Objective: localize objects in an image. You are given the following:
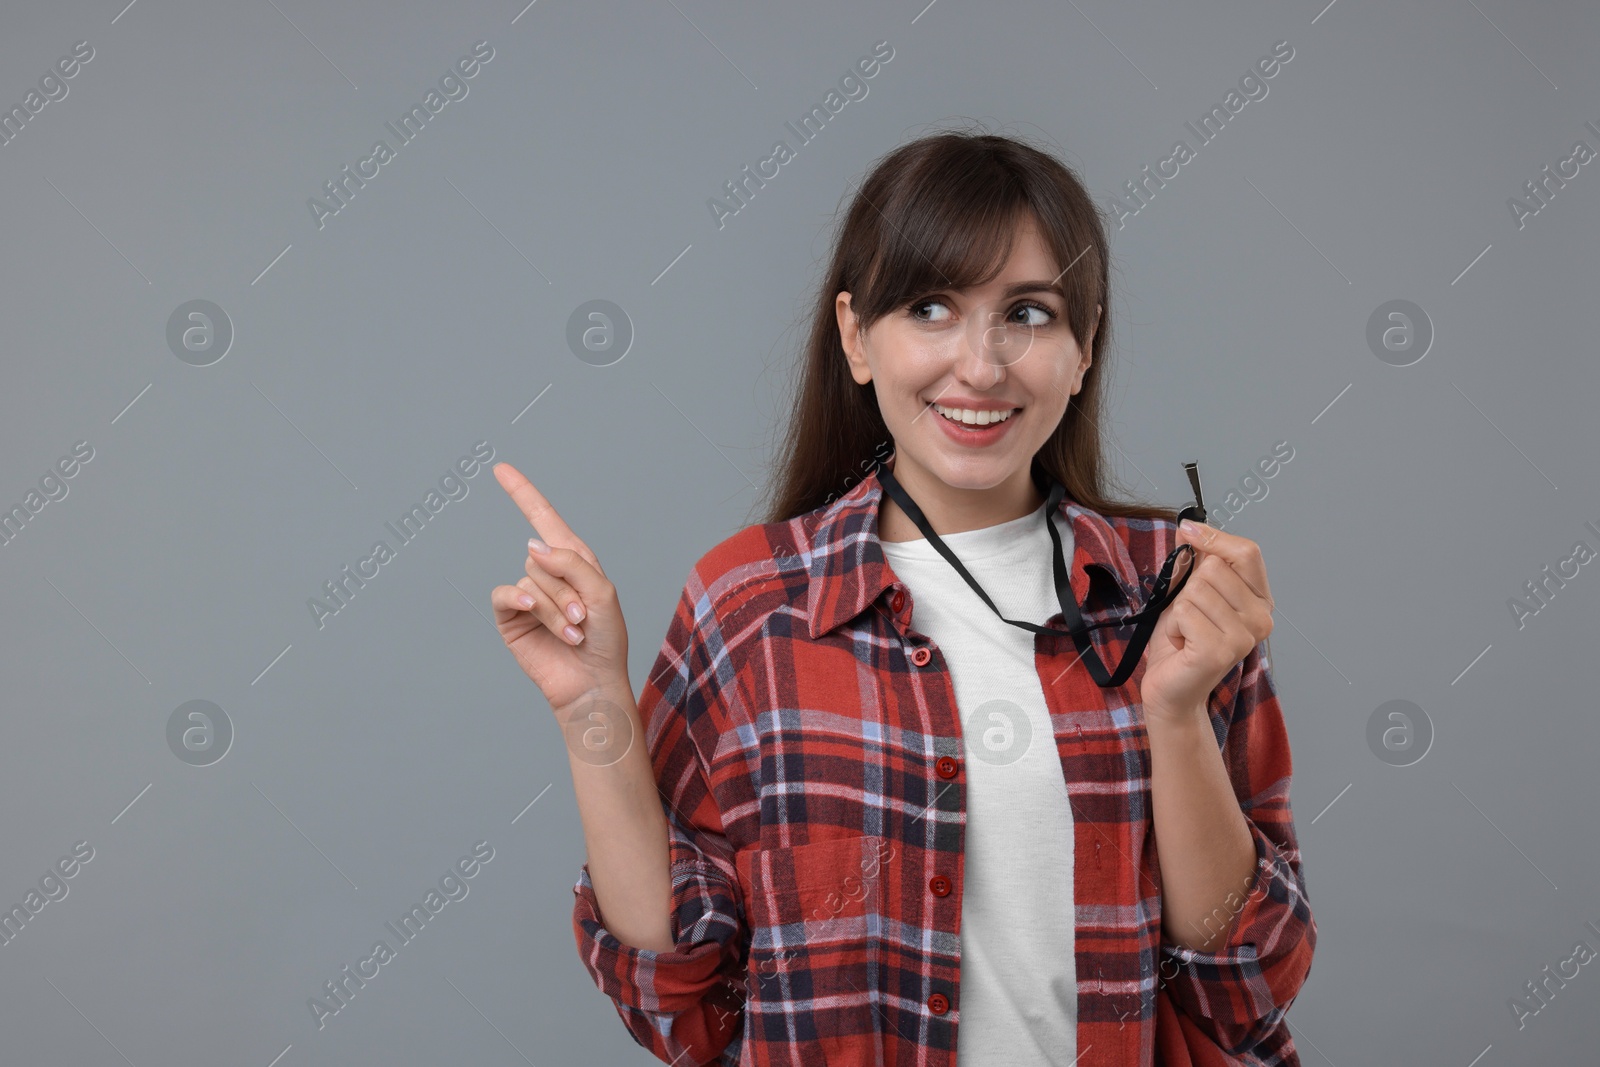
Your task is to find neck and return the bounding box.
[878,454,1045,542]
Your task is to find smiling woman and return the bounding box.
[514,126,1315,1067]
[745,130,1303,1066]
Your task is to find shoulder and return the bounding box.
[675,510,822,641]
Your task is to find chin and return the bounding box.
[922,451,1026,489]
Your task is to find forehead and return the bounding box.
[960,218,1057,291]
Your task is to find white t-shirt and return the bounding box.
[879,500,1079,1066]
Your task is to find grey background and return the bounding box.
[1,0,1596,1063]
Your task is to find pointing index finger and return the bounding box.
[493,462,589,557]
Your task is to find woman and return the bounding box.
[490,130,1315,1066]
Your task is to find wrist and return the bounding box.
[1144,698,1212,735]
[553,676,637,719]
[556,680,643,769]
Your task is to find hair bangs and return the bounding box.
[854,166,1036,329]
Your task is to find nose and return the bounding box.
[961,308,1035,374]
[954,325,1011,388]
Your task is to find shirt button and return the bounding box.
[935,756,959,779]
[910,646,932,667]
[929,875,951,897]
[890,590,906,614]
[928,992,949,1015]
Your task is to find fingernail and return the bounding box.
[565,602,585,624]
[529,537,550,554]
[518,593,534,608]
[563,625,584,644]
[1179,519,1199,534]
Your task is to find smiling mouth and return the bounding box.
[923,400,1024,427]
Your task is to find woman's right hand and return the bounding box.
[489,462,631,714]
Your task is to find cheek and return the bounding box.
[877,344,945,403]
[1026,358,1076,409]
[1027,403,1070,446]
[1022,376,1074,441]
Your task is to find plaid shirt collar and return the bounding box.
[804,452,1146,640]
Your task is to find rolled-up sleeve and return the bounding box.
[571,572,749,1065]
[1158,639,1318,1054]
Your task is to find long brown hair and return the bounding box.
[757,124,1178,528]
[756,125,1279,671]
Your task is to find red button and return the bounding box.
[910,646,932,666]
[929,875,951,897]
[890,590,906,614]
[928,992,949,1015]
[935,756,958,779]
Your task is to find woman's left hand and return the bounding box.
[1139,520,1275,726]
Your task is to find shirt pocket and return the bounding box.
[737,834,895,1067]
[739,834,896,929]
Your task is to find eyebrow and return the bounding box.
[1000,280,1067,301]
[916,280,1068,302]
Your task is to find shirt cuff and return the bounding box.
[571,861,741,1017]
[1157,821,1316,1050]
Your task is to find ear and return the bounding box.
[1069,302,1101,394]
[1083,302,1102,354]
[1079,301,1101,372]
[836,291,872,385]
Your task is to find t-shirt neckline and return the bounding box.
[878,500,1056,563]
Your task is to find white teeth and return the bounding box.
[933,403,1015,426]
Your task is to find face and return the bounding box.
[836,214,1100,533]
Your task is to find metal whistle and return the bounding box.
[1176,461,1207,526]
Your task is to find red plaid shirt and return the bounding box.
[572,459,1316,1066]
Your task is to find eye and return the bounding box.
[907,296,1056,326]
[907,297,952,323]
[1010,300,1056,327]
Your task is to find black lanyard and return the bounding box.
[876,461,1208,688]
